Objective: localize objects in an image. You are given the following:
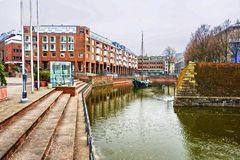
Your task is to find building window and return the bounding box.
[25,52,30,57]
[33,44,37,50]
[34,52,37,57]
[43,61,48,70]
[68,36,74,43]
[25,36,30,42]
[87,45,90,51]
[42,44,48,51]
[25,44,30,51]
[92,54,94,61]
[51,52,56,57]
[43,52,47,57]
[50,44,56,51]
[50,36,56,43]
[78,53,83,58]
[92,47,94,53]
[91,40,95,46]
[42,36,48,43]
[60,36,66,43]
[60,44,66,51]
[86,29,89,35]
[68,44,74,51]
[32,36,37,42]
[70,52,74,58]
[60,53,65,58]
[86,53,89,58]
[80,28,84,34]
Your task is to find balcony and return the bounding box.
[104,58,109,63]
[104,51,109,57]
[110,58,115,63]
[110,53,114,57]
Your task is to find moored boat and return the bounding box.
[133,79,150,88]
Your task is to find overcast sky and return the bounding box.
[0,0,239,55]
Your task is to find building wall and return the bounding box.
[4,43,22,62]
[138,56,165,75]
[0,41,4,62]
[23,25,137,75]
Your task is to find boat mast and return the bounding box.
[141,32,144,80]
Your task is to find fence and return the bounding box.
[81,83,94,160]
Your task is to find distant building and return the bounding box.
[226,23,240,63]
[175,53,185,76]
[164,57,176,75]
[138,56,165,75]
[0,30,19,63]
[4,34,22,64]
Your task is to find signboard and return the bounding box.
[33,26,77,33]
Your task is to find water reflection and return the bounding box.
[175,107,240,159]
[87,85,240,160]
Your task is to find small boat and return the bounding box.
[133,79,150,88]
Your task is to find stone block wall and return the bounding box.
[174,62,240,107]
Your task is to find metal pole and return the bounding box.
[30,0,34,93]
[37,0,40,89]
[20,0,28,102]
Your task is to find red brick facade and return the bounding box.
[23,25,138,75]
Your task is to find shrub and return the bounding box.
[0,64,7,86]
[40,70,50,82]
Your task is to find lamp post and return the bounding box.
[20,0,28,102]
[30,0,34,93]
[37,0,40,89]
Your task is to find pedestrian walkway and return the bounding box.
[0,81,93,160]
[0,85,54,125]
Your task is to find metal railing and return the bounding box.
[81,83,94,160]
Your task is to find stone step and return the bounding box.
[74,93,89,160]
[76,82,85,90]
[9,94,71,160]
[0,89,55,131]
[75,81,84,86]
[0,91,63,159]
[76,83,88,95]
[45,96,78,160]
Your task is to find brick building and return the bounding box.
[4,34,22,63]
[138,56,165,75]
[23,25,138,75]
[0,30,20,63]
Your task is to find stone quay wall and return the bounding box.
[174,62,240,107]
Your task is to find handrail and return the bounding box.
[81,83,94,160]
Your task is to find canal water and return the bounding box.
[86,85,240,160]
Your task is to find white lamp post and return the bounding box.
[20,0,28,102]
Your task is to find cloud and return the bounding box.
[0,0,239,55]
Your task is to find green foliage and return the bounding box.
[0,64,7,86]
[40,70,50,82]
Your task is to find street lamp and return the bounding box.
[20,0,28,102]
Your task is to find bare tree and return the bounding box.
[184,19,240,64]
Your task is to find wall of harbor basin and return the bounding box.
[79,75,177,87]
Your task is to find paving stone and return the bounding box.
[74,93,89,160]
[0,91,62,159]
[0,86,54,125]
[46,96,78,160]
[10,94,70,160]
